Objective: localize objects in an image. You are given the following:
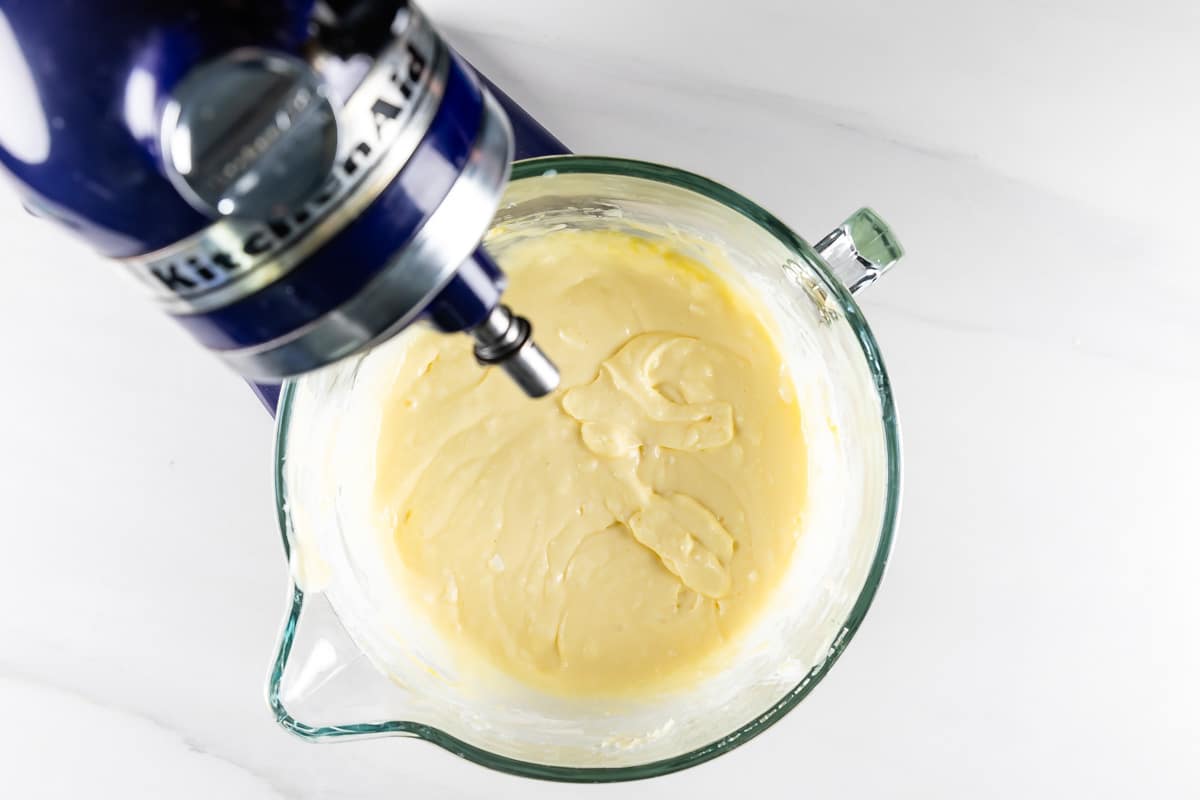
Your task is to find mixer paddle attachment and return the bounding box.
[471,305,560,398]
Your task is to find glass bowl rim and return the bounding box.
[268,154,901,782]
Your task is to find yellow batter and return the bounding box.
[371,230,805,695]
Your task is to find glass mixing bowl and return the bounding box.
[269,155,903,781]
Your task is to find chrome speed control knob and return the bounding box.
[160,50,339,219]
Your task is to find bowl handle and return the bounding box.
[814,208,904,295]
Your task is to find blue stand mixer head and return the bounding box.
[0,0,559,396]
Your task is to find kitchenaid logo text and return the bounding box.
[128,36,436,306]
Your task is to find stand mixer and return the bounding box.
[1,2,909,777]
[0,0,566,404]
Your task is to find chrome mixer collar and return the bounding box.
[0,1,559,396]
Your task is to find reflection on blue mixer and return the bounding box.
[0,0,569,406]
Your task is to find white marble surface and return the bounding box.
[2,0,1198,796]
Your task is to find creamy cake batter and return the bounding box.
[371,230,806,695]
